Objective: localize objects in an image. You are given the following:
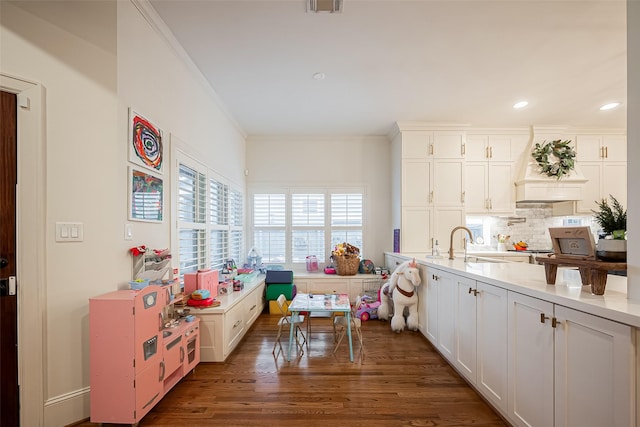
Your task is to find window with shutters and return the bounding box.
[250,189,364,267]
[176,151,243,283]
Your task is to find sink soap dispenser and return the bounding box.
[433,240,440,257]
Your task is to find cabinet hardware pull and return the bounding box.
[486,146,489,159]
[600,146,604,158]
[551,317,560,328]
[489,198,492,210]
[429,191,434,203]
[461,144,466,155]
[540,313,550,324]
[180,347,185,363]
[490,146,493,158]
[468,288,479,296]
[605,146,608,158]
[159,361,165,381]
[461,191,465,203]
[429,144,434,155]
[432,274,440,281]
[234,320,242,328]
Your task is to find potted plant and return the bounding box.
[592,195,627,261]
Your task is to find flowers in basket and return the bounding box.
[332,242,360,258]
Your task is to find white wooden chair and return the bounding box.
[272,294,307,358]
[333,296,364,360]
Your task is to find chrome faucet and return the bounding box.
[448,226,474,260]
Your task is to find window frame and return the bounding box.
[248,186,366,268]
[173,149,244,283]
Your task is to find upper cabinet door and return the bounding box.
[465,135,489,161]
[402,131,433,159]
[602,135,626,162]
[576,135,604,162]
[487,136,514,162]
[433,131,465,159]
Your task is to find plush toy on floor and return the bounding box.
[378,259,422,332]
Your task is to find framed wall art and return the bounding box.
[128,108,164,174]
[129,167,163,223]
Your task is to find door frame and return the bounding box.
[0,73,46,427]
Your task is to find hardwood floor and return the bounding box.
[77,313,508,427]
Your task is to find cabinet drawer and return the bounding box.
[307,280,349,295]
[224,305,245,356]
[243,290,260,326]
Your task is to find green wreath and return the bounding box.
[531,139,576,179]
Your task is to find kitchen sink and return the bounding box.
[465,256,509,264]
[162,330,172,338]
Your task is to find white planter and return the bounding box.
[596,239,627,262]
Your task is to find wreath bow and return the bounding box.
[532,139,576,179]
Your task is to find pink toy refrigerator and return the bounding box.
[89,285,166,424]
[183,268,218,297]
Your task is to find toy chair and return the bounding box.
[272,294,307,358]
[333,296,364,360]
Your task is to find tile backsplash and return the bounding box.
[469,203,597,250]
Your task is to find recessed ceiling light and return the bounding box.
[313,72,326,81]
[513,101,529,109]
[600,102,620,111]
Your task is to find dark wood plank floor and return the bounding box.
[76,313,508,427]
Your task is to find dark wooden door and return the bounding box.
[0,90,19,426]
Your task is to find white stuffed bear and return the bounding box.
[377,259,422,332]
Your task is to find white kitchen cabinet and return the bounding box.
[435,269,456,361]
[574,134,627,213]
[433,159,464,207]
[465,134,527,214]
[475,281,508,414]
[402,159,433,207]
[553,305,634,427]
[432,207,465,255]
[391,124,467,253]
[454,279,508,414]
[433,131,466,159]
[453,274,478,383]
[416,263,430,335]
[508,291,634,427]
[424,268,440,344]
[508,291,555,427]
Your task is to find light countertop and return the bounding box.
[387,252,640,328]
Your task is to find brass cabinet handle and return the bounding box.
[540,313,550,324]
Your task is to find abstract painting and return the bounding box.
[129,167,163,223]
[128,108,163,174]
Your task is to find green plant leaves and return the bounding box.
[532,139,576,179]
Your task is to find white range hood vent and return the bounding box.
[514,126,588,203]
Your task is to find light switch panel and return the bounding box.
[56,222,84,242]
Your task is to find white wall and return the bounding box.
[245,135,391,267]
[627,0,639,300]
[0,1,246,425]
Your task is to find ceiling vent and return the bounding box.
[307,0,342,13]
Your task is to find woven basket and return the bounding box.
[335,255,360,276]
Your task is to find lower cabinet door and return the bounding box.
[507,292,554,427]
[135,360,163,422]
[224,304,245,357]
[476,282,507,414]
[554,305,634,427]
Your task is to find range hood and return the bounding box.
[514,126,588,203]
